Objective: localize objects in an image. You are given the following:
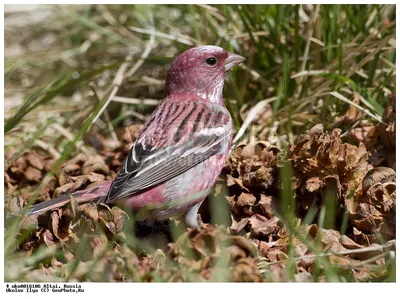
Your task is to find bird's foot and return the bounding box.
[196,214,207,229]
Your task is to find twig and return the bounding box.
[234,31,270,40]
[100,5,142,43]
[196,4,226,22]
[259,240,395,267]
[280,91,332,115]
[158,20,202,46]
[128,25,193,45]
[141,75,164,86]
[239,64,269,85]
[125,21,156,79]
[340,119,362,138]
[123,110,147,122]
[295,4,321,98]
[347,34,393,78]
[92,13,156,124]
[267,121,280,147]
[342,252,388,269]
[34,139,61,159]
[51,123,92,156]
[89,82,120,147]
[232,97,277,144]
[330,91,385,124]
[113,96,160,106]
[290,69,328,79]
[92,52,134,124]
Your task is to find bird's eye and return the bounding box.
[205,57,217,66]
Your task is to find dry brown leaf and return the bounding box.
[20,214,39,231]
[230,217,249,235]
[249,214,281,237]
[347,167,395,239]
[333,93,363,128]
[79,203,99,224]
[26,151,44,170]
[258,194,275,218]
[82,157,110,175]
[225,141,278,191]
[237,192,257,206]
[111,207,130,233]
[378,94,395,151]
[49,211,63,241]
[24,166,42,182]
[41,229,56,247]
[362,167,396,193]
[7,196,24,214]
[231,257,263,282]
[54,183,74,197]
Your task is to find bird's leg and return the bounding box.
[196,213,206,229]
[184,202,204,229]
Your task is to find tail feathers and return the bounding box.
[25,181,113,216]
[26,193,105,216]
[27,194,71,216]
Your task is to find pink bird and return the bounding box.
[26,45,245,228]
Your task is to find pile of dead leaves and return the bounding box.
[348,166,396,243]
[222,141,281,239]
[5,124,143,214]
[289,124,369,204]
[4,111,396,282]
[371,94,396,169]
[166,224,263,282]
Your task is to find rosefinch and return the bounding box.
[26,46,245,228]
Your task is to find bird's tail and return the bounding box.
[26,181,113,216]
[27,193,72,215]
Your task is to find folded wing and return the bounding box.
[101,98,232,203]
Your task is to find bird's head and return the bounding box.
[165,45,245,104]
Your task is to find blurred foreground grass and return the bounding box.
[4,4,396,282]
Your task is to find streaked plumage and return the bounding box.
[26,45,245,228]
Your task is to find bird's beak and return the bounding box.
[224,53,246,72]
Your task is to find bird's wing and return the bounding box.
[102,99,232,203]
